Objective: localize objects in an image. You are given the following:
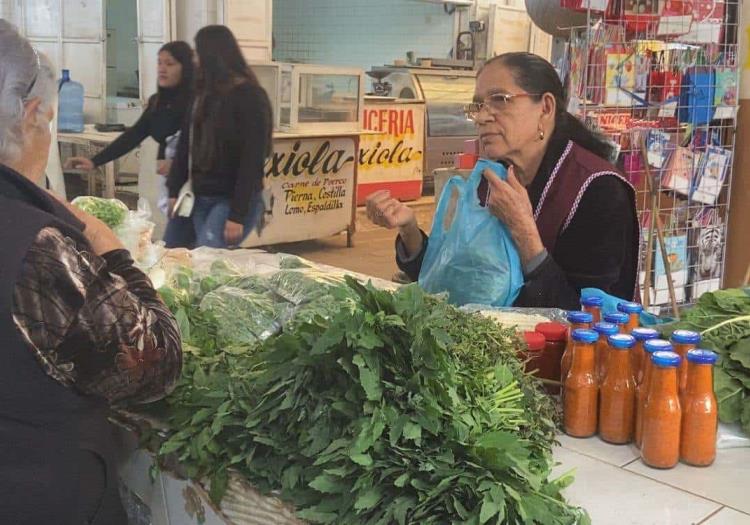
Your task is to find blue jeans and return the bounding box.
[192,194,264,248]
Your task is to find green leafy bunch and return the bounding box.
[149,276,586,525]
[667,288,750,435]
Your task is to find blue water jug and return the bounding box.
[58,69,84,132]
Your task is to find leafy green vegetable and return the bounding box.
[666,288,750,435]
[145,268,586,524]
[72,196,128,229]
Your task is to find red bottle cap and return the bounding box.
[454,153,478,169]
[524,331,546,352]
[535,322,568,342]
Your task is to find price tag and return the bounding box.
[658,101,678,118]
[657,15,692,36]
[713,106,737,120]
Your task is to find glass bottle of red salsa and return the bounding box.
[603,312,629,334]
[617,301,643,333]
[635,339,673,449]
[523,331,547,376]
[593,322,619,384]
[563,328,600,438]
[641,351,682,469]
[670,330,701,396]
[560,311,593,383]
[599,334,637,444]
[630,328,659,385]
[680,349,718,467]
[535,322,568,395]
[581,296,603,324]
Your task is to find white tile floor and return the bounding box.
[553,435,750,525]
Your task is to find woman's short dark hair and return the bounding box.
[481,52,616,162]
[154,40,194,112]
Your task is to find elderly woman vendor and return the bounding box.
[0,21,181,523]
[367,52,639,310]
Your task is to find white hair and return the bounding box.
[0,19,57,164]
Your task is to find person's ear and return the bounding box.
[22,97,43,130]
[540,92,556,124]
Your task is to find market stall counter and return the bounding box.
[111,244,750,525]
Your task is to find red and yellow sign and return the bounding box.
[357,102,425,205]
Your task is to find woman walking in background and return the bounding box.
[167,25,273,248]
[67,41,196,248]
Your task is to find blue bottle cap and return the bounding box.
[644,339,672,354]
[603,312,629,325]
[593,322,619,336]
[651,351,681,367]
[567,311,593,324]
[571,328,599,344]
[686,349,718,365]
[581,296,604,307]
[670,330,701,345]
[608,334,636,349]
[617,301,644,314]
[632,328,659,341]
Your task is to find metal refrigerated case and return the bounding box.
[368,66,478,195]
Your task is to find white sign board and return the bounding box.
[242,136,357,247]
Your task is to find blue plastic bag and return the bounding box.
[418,159,524,306]
[580,288,669,326]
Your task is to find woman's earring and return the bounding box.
[538,129,545,141]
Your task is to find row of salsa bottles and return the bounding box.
[562,322,718,468]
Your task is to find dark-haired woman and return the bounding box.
[167,25,272,248]
[367,52,639,310]
[67,41,195,248]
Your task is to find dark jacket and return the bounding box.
[0,164,181,523]
[397,137,639,310]
[92,89,189,166]
[167,82,273,223]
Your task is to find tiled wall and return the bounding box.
[272,0,456,70]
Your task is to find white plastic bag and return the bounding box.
[717,423,750,449]
[115,198,162,268]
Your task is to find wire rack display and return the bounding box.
[559,0,740,315]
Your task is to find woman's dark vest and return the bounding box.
[0,166,124,524]
[534,141,641,301]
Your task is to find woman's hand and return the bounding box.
[366,190,416,230]
[224,220,244,246]
[157,160,172,176]
[65,157,95,171]
[484,166,545,265]
[366,190,423,258]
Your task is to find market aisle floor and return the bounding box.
[263,198,436,282]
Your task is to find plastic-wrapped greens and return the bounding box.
[71,196,128,228]
[199,286,287,345]
[278,254,313,270]
[267,270,341,305]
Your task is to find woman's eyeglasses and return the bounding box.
[464,92,542,121]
